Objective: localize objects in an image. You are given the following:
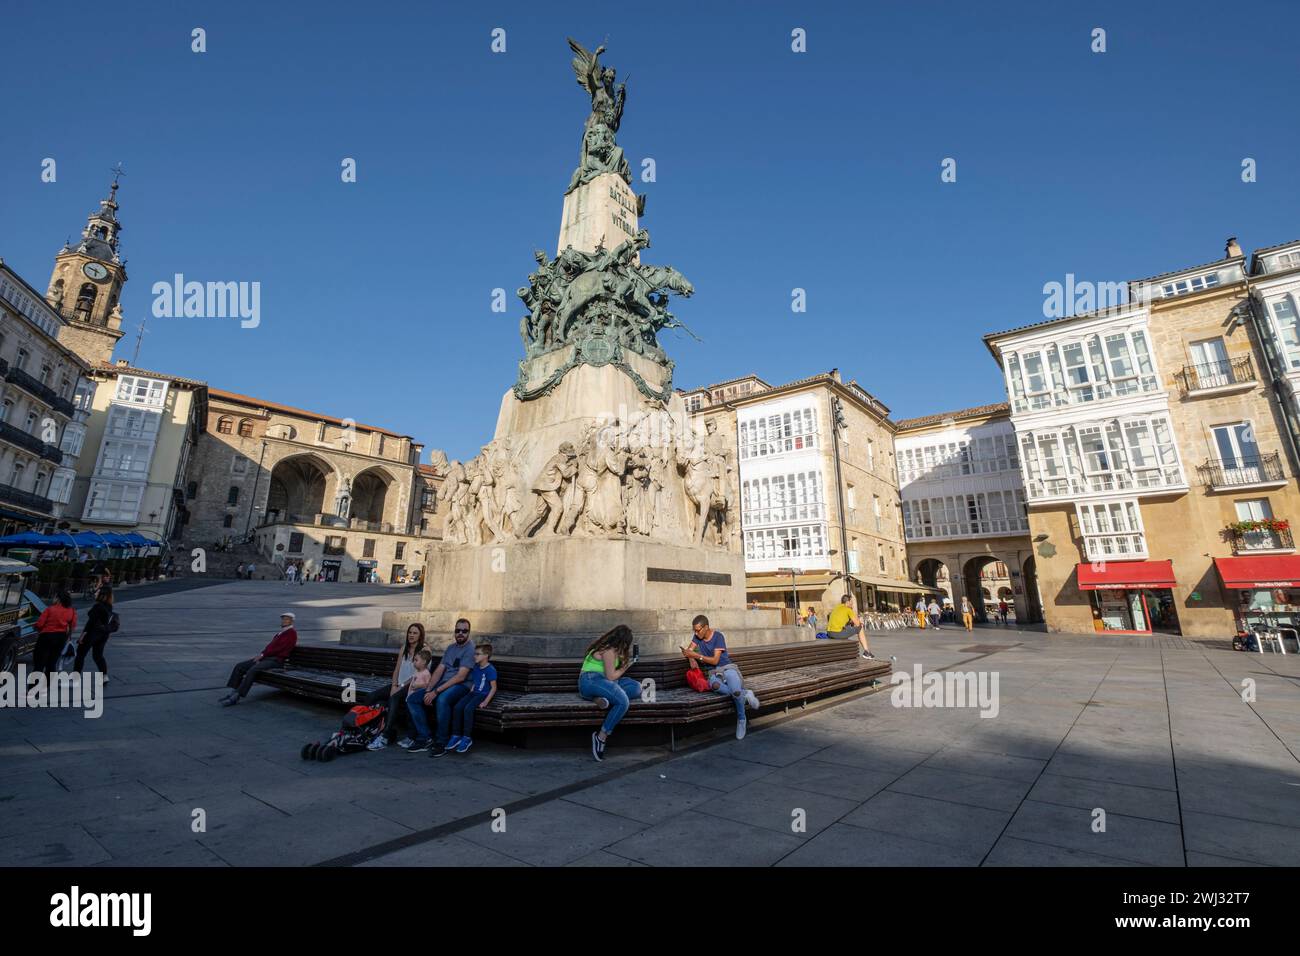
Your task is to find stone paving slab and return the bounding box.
[5,582,1300,867]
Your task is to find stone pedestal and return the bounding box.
[558,173,640,258]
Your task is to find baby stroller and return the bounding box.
[301,704,386,761]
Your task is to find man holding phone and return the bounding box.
[681,614,759,739]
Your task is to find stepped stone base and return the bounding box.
[341,617,808,658]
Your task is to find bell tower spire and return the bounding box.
[49,167,129,365]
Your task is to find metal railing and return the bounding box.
[0,419,50,458]
[1229,525,1295,553]
[1198,452,1285,488]
[4,366,77,416]
[0,482,54,515]
[1176,355,1255,396]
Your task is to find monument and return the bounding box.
[365,39,795,655]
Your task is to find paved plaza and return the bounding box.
[2,580,1298,867]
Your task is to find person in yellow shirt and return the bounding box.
[826,594,874,660]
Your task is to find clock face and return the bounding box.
[82,262,109,281]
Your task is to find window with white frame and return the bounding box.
[1077,499,1147,561]
[1272,252,1300,271]
[99,439,153,479]
[1160,273,1220,297]
[47,470,73,505]
[739,406,818,460]
[1018,415,1183,500]
[59,424,85,458]
[104,405,162,440]
[84,480,144,522]
[114,375,167,407]
[1269,295,1300,369]
[902,489,1027,540]
[743,523,827,561]
[873,494,882,531]
[1003,328,1159,413]
[740,470,824,525]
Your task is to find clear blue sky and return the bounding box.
[3,0,1298,461]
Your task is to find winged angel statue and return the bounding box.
[565,37,632,193]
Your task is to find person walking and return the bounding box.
[927,597,943,630]
[578,624,644,761]
[960,595,974,632]
[284,563,297,586]
[73,587,117,682]
[683,615,760,739]
[219,612,298,705]
[236,563,246,580]
[914,596,927,629]
[998,599,1009,626]
[31,591,77,678]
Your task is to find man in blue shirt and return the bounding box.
[415,618,477,755]
[682,614,760,739]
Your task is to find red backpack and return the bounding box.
[685,667,711,692]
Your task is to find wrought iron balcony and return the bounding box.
[1228,524,1295,553]
[1197,452,1286,489]
[0,419,48,456]
[1175,355,1256,397]
[3,366,77,417]
[0,482,54,515]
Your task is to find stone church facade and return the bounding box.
[183,388,441,582]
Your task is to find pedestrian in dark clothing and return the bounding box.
[219,613,299,705]
[32,591,77,678]
[74,587,117,681]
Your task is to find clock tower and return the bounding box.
[49,176,128,365]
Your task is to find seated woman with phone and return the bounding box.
[577,624,644,762]
[681,614,759,739]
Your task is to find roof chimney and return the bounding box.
[1226,236,1243,259]
[115,358,129,367]
[829,367,842,383]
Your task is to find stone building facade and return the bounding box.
[985,238,1300,638]
[183,389,430,583]
[894,403,1039,623]
[69,361,206,542]
[0,262,95,531]
[686,370,916,618]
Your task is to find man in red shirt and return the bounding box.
[219,613,298,706]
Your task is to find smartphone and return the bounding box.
[631,643,640,663]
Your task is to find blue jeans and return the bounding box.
[708,664,746,719]
[451,691,489,739]
[406,688,432,741]
[433,683,470,747]
[578,671,644,736]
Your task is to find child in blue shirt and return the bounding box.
[444,643,498,754]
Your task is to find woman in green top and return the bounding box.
[578,624,643,761]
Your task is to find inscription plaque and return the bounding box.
[646,567,732,587]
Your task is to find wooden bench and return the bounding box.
[254,640,890,731]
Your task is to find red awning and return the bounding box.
[1076,560,1176,591]
[1214,555,1300,589]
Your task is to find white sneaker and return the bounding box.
[736,718,747,740]
[367,736,387,751]
[743,689,759,710]
[397,737,414,749]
